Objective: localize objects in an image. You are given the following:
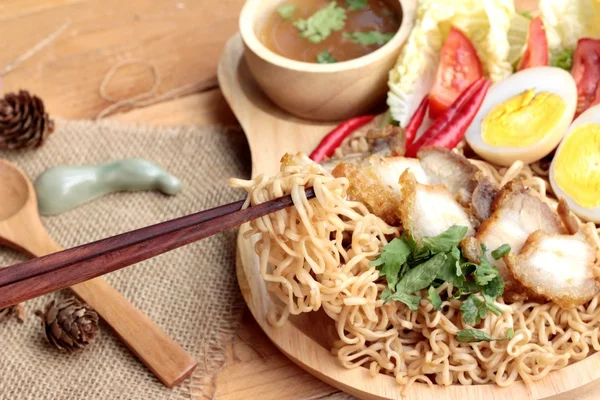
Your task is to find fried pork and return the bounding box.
[474,181,566,299]
[398,170,475,242]
[332,157,428,225]
[504,230,599,308]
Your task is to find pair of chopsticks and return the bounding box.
[0,187,315,309]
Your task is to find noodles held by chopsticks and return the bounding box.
[229,152,600,393]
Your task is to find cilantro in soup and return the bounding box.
[259,0,402,64]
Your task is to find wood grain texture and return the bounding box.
[0,159,197,388]
[0,0,246,119]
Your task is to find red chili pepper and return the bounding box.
[404,96,428,147]
[405,78,489,157]
[309,115,375,162]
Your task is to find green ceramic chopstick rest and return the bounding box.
[35,158,182,215]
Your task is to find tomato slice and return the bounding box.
[518,17,549,70]
[571,38,600,117]
[428,27,483,120]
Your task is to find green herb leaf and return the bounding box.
[343,31,395,46]
[277,4,297,20]
[551,49,574,71]
[491,244,511,260]
[518,10,533,19]
[484,295,503,316]
[383,291,421,310]
[456,328,515,343]
[474,246,499,286]
[294,2,347,44]
[370,238,411,290]
[436,247,465,287]
[460,295,487,325]
[316,49,337,64]
[428,286,442,311]
[421,226,469,254]
[345,0,367,11]
[396,253,447,294]
[483,276,504,299]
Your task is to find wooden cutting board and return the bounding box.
[218,1,600,398]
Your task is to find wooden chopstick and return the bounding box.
[0,187,315,309]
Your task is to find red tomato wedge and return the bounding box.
[518,17,549,70]
[428,27,483,120]
[571,38,600,117]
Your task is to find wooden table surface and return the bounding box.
[1,1,596,400]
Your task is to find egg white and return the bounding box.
[466,67,577,167]
[550,104,600,223]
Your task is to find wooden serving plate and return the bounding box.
[218,13,600,399]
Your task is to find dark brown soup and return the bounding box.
[258,0,402,64]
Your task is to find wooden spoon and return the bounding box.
[0,159,197,388]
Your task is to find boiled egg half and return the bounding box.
[550,104,600,223]
[466,67,577,167]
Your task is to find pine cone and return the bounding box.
[0,90,55,150]
[0,303,25,323]
[36,298,99,352]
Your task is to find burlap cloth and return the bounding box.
[0,119,251,399]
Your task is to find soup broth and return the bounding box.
[258,0,402,64]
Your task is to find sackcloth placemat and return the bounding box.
[0,119,251,400]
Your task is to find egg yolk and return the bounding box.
[481,89,566,147]
[554,123,600,208]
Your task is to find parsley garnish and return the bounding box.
[316,50,338,64]
[370,226,511,326]
[344,31,395,46]
[371,238,410,290]
[456,328,514,343]
[345,0,367,11]
[294,2,347,44]
[428,286,442,311]
[551,49,574,71]
[277,4,297,20]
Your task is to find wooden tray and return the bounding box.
[218,28,600,400]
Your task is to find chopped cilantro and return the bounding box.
[276,4,297,20]
[395,253,447,294]
[316,49,337,64]
[473,245,499,286]
[460,295,488,325]
[428,286,442,311]
[456,328,514,343]
[345,0,367,11]
[344,31,395,46]
[294,2,347,44]
[371,226,509,325]
[382,291,421,311]
[422,226,468,253]
[370,238,411,290]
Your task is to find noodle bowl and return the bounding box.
[229,151,600,393]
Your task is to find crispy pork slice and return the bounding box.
[398,171,475,242]
[332,157,429,225]
[417,147,479,201]
[504,230,599,308]
[417,147,498,222]
[475,181,566,299]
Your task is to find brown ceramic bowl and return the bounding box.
[239,0,416,122]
